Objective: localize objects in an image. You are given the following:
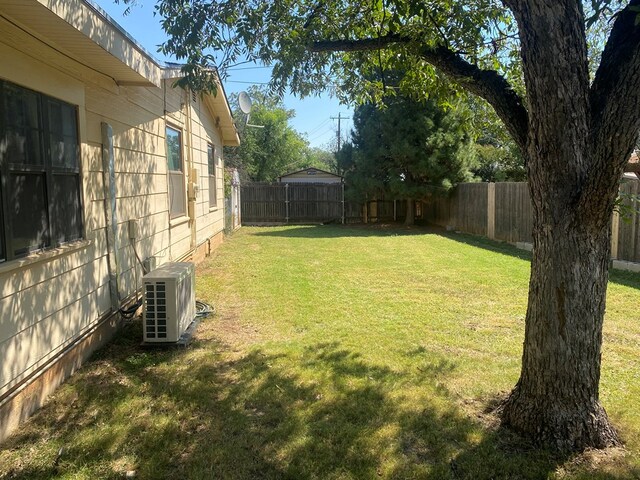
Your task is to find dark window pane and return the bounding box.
[48,100,78,169]
[9,173,49,256]
[5,128,41,166]
[169,172,186,218]
[52,174,82,244]
[50,134,78,169]
[48,100,63,133]
[208,144,215,175]
[5,84,39,129]
[166,127,182,172]
[4,85,42,166]
[1,81,82,260]
[208,144,216,207]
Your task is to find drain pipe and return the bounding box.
[101,122,120,310]
[185,89,197,252]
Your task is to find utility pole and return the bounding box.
[330,112,350,152]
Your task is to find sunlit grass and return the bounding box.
[1,225,639,479]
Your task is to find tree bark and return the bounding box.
[499,0,626,450]
[404,199,415,226]
[501,214,620,449]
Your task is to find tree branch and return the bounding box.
[418,45,528,149]
[311,36,529,149]
[311,33,406,52]
[587,0,640,216]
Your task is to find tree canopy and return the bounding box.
[469,99,524,182]
[340,92,475,220]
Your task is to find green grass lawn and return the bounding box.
[2,225,640,480]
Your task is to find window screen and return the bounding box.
[166,126,186,219]
[166,127,182,172]
[0,80,83,261]
[208,144,217,208]
[9,173,48,256]
[52,174,83,244]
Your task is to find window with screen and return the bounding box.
[208,144,217,208]
[166,126,186,219]
[0,80,83,261]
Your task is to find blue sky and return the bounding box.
[93,0,353,149]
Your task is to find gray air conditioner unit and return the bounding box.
[143,262,195,343]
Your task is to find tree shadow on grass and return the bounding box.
[441,230,640,291]
[2,326,637,479]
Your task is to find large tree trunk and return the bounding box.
[404,199,415,225]
[499,0,634,450]
[501,210,620,449]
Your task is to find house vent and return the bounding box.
[191,90,197,103]
[142,262,195,343]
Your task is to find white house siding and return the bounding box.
[0,6,234,410]
[190,93,225,246]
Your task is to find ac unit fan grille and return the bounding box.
[145,281,167,339]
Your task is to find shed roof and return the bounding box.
[279,167,343,179]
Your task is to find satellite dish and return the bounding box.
[238,91,252,114]
[236,91,264,128]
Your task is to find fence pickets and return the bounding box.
[241,183,345,224]
[616,181,640,263]
[241,180,640,266]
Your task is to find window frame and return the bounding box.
[165,124,187,220]
[0,80,83,263]
[207,143,217,209]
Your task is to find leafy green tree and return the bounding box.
[302,147,337,173]
[134,0,640,450]
[225,87,308,182]
[470,99,525,182]
[343,95,475,225]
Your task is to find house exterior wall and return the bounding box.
[0,8,233,441]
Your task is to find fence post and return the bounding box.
[611,209,620,260]
[341,183,345,224]
[487,182,496,240]
[285,183,290,224]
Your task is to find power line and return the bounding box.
[227,65,273,71]
[308,128,335,142]
[306,118,332,136]
[226,80,271,85]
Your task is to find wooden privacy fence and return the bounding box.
[242,179,640,265]
[242,183,415,225]
[616,180,640,263]
[423,180,640,266]
[242,183,345,224]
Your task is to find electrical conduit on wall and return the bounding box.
[101,122,120,310]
